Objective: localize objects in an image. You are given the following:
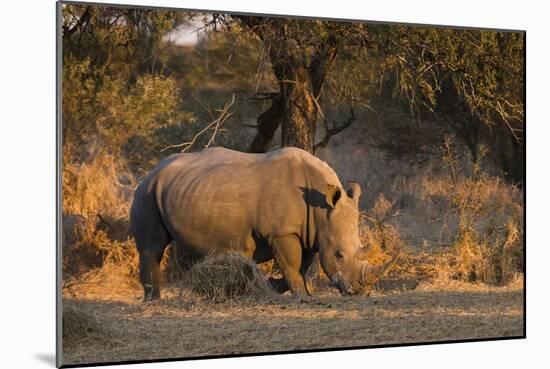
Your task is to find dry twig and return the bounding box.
[161,94,235,153]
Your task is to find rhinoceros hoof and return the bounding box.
[143,287,160,302]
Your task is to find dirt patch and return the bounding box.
[61,279,524,366]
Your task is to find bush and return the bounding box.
[361,193,403,250]
[438,137,523,284]
[360,193,403,258]
[62,153,139,284]
[63,57,191,162]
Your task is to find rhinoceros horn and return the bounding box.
[359,250,401,286]
[347,181,361,204]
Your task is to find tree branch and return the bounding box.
[249,95,285,152]
[313,107,356,153]
[161,94,235,153]
[63,6,92,37]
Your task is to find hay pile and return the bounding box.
[188,252,277,303]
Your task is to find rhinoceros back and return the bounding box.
[131,147,341,259]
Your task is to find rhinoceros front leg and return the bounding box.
[268,277,289,294]
[271,234,310,296]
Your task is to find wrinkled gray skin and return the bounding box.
[131,147,386,301]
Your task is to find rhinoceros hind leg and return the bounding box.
[132,194,172,301]
[271,235,310,296]
[139,248,165,301]
[134,223,171,301]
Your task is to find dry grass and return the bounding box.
[62,153,134,219]
[436,138,524,285]
[359,193,403,266]
[63,302,101,343]
[61,213,524,367]
[62,153,141,293]
[187,252,278,303]
[61,279,524,366]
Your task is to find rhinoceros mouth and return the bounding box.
[331,273,353,296]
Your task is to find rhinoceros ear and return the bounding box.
[347,181,362,204]
[326,184,342,208]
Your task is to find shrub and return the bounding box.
[439,137,523,284]
[62,153,138,283]
[358,193,406,287]
[62,57,191,163]
[360,193,403,257]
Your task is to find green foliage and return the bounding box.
[339,25,525,133]
[62,4,195,165]
[62,5,524,179]
[62,4,188,73]
[323,24,524,180]
[62,57,190,161]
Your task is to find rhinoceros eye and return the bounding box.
[335,250,344,260]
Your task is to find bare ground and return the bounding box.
[61,280,524,366]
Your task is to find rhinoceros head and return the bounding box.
[317,182,398,295]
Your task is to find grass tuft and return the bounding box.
[188,252,278,303]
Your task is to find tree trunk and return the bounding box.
[239,17,337,154]
[278,44,337,153]
[249,96,284,153]
[280,78,317,153]
[248,68,319,154]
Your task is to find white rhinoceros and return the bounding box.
[130,147,396,300]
